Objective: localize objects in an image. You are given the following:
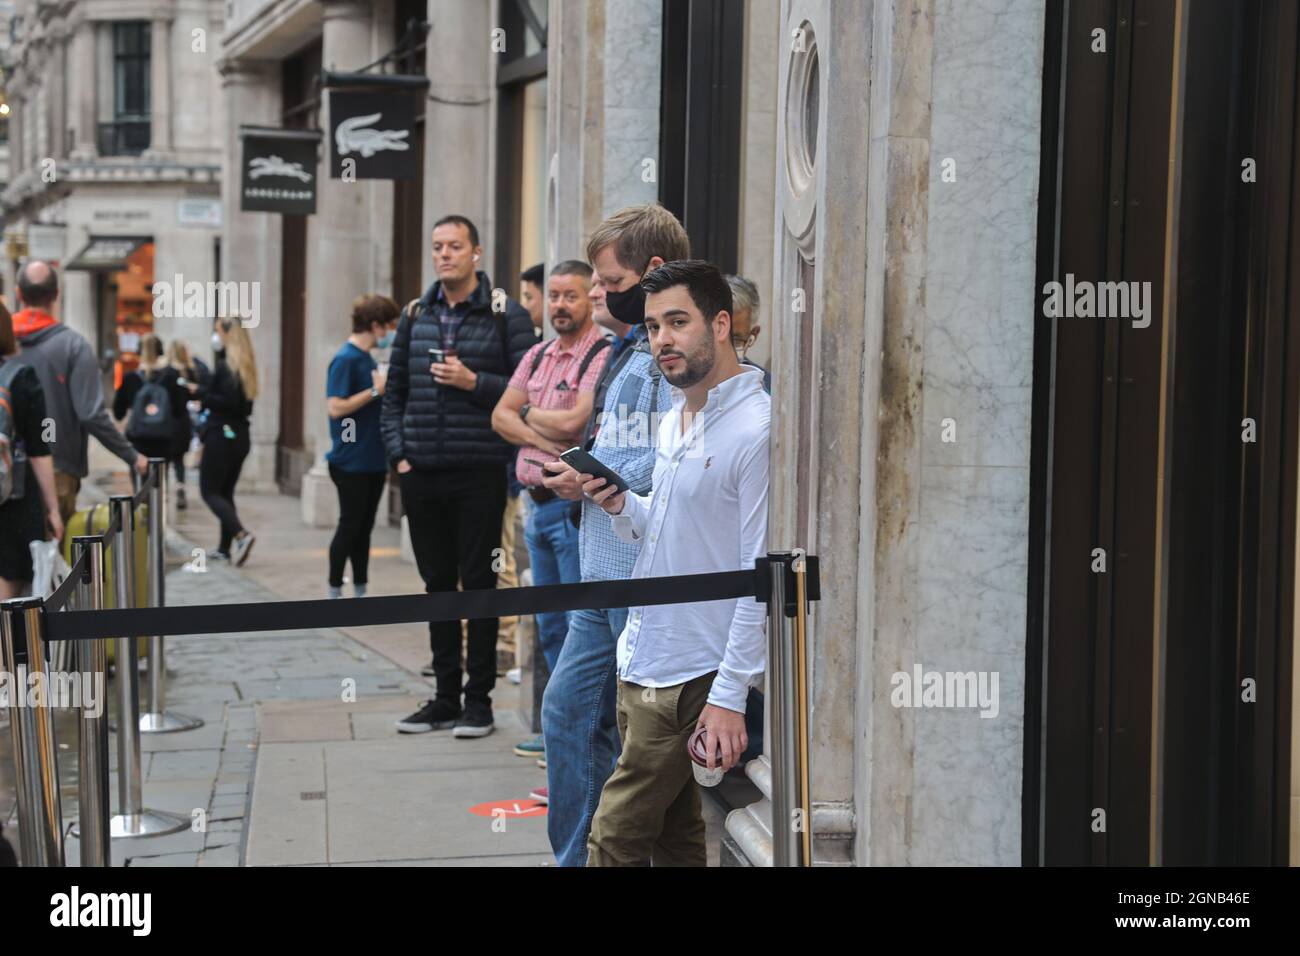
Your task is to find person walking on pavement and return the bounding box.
[383,215,536,740]
[188,317,258,566]
[324,294,400,599]
[0,301,64,600]
[112,334,193,485]
[166,338,209,511]
[492,260,611,760]
[582,260,770,867]
[11,260,147,526]
[535,203,687,862]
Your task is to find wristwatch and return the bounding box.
[370,386,380,399]
[520,403,532,422]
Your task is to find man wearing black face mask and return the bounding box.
[534,203,690,865]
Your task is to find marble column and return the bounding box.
[48,20,68,160]
[68,20,97,160]
[300,0,377,523]
[218,60,282,493]
[148,15,174,157]
[421,0,492,285]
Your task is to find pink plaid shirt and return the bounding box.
[508,324,609,486]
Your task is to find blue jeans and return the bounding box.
[541,605,627,867]
[524,496,581,671]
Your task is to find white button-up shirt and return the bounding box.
[610,366,770,713]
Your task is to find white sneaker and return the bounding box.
[506,667,522,685]
[231,531,255,567]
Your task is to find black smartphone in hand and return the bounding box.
[559,447,630,494]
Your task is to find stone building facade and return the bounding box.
[2,0,225,385]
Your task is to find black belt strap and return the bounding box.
[43,568,761,642]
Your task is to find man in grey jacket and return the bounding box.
[13,260,146,523]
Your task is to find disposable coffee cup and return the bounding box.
[688,727,725,787]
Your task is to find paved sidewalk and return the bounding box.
[3,446,727,866]
[2,450,552,867]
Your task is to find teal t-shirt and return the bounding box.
[325,342,386,473]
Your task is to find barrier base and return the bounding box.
[139,711,204,734]
[109,809,189,839]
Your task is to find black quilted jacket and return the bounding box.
[381,272,536,470]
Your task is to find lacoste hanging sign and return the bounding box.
[324,72,428,181]
[239,127,322,215]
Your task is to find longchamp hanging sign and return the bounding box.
[323,72,429,181]
[239,127,323,215]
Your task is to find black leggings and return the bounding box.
[328,465,387,587]
[199,426,251,553]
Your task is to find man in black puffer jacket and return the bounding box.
[383,215,536,739]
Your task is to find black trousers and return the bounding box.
[199,426,250,553]
[400,466,506,706]
[328,465,386,587]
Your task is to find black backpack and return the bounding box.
[0,358,27,504]
[127,371,174,442]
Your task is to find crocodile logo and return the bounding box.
[335,112,411,158]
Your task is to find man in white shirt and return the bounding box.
[578,259,770,866]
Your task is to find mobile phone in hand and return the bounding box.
[428,347,446,365]
[559,447,630,494]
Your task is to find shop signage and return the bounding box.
[239,127,322,215]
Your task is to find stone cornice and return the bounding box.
[2,158,222,213]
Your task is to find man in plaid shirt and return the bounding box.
[538,204,690,865]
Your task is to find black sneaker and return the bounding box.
[453,702,495,739]
[395,698,461,734]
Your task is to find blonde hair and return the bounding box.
[167,339,192,372]
[217,318,260,400]
[585,203,691,272]
[140,334,166,371]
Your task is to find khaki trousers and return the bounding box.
[496,492,523,660]
[587,671,716,867]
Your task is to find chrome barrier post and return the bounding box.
[765,552,803,867]
[71,536,111,866]
[0,597,65,866]
[107,495,186,838]
[139,458,201,733]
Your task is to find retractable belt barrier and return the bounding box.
[42,567,777,643]
[6,523,820,868]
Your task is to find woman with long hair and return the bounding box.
[190,317,258,564]
[113,334,192,505]
[0,300,63,600]
[166,338,208,508]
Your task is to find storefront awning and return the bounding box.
[64,235,152,271]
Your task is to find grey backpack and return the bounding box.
[0,358,28,504]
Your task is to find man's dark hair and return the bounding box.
[520,262,544,287]
[432,214,480,248]
[641,259,733,326]
[350,294,400,334]
[549,259,592,281]
[17,260,59,309]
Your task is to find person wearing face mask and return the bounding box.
[532,203,688,863]
[187,318,259,565]
[726,274,770,394]
[323,294,401,599]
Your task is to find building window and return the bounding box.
[99,22,151,156]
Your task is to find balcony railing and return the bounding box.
[96,119,151,157]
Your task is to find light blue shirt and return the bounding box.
[578,326,672,581]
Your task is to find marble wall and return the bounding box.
[908,0,1042,865]
[600,0,661,214]
[757,0,1044,865]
